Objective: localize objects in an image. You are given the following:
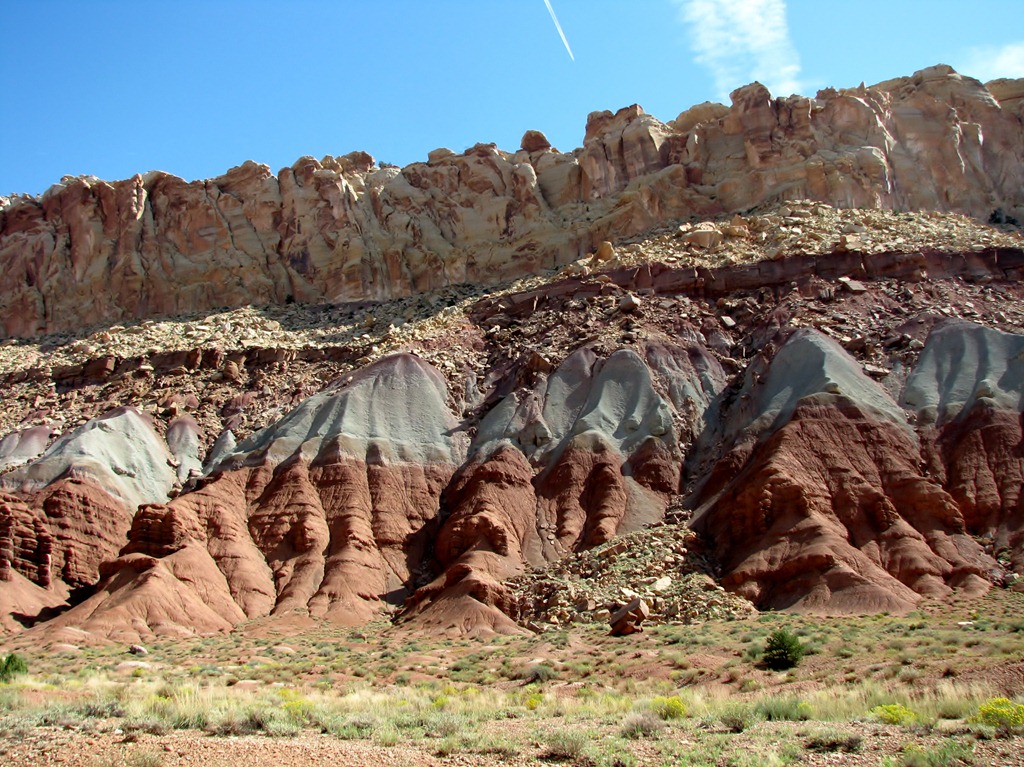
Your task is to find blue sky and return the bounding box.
[3,1,1023,197]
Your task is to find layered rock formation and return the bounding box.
[402,346,694,634]
[2,67,1024,643]
[905,322,1024,573]
[2,66,1023,337]
[11,309,1024,640]
[0,408,185,630]
[691,329,992,613]
[31,355,467,641]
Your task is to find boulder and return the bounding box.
[609,597,650,635]
[520,130,552,153]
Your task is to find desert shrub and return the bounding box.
[278,689,314,724]
[756,696,812,721]
[0,654,28,683]
[374,724,400,747]
[208,710,260,736]
[0,713,35,739]
[524,692,544,711]
[38,704,86,728]
[620,712,664,739]
[672,668,701,686]
[424,711,463,738]
[122,715,171,736]
[514,662,557,684]
[264,717,300,737]
[243,705,280,732]
[126,751,166,767]
[435,731,517,757]
[79,698,126,719]
[322,715,376,740]
[91,751,166,767]
[871,703,918,725]
[970,697,1024,729]
[742,642,763,662]
[805,728,863,753]
[718,702,760,733]
[650,695,687,720]
[0,686,23,713]
[762,629,805,670]
[91,750,166,767]
[543,729,589,760]
[883,740,974,767]
[433,735,463,757]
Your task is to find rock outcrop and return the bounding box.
[0,408,185,630]
[2,66,1023,337]
[401,347,688,634]
[904,322,1024,573]
[691,329,993,613]
[4,66,1024,643]
[19,316,1021,639]
[28,355,467,640]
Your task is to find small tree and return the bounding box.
[0,653,27,683]
[762,629,805,670]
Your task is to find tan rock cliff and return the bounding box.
[2,65,1022,338]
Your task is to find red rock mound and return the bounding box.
[29,355,464,640]
[693,329,994,613]
[699,399,991,613]
[402,347,686,633]
[0,408,181,631]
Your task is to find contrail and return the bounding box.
[543,0,575,61]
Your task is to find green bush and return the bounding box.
[756,696,812,721]
[970,697,1024,729]
[871,703,917,726]
[650,695,687,720]
[718,702,760,733]
[543,729,589,760]
[524,692,544,711]
[805,728,863,753]
[0,654,28,683]
[761,629,805,670]
[514,662,556,684]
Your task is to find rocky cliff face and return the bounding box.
[2,65,1023,338]
[2,67,1024,643]
[5,227,1024,641]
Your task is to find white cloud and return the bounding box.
[674,0,803,101]
[959,42,1024,82]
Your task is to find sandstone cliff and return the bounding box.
[1,65,1022,338]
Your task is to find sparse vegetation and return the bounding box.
[0,591,1023,763]
[542,729,590,760]
[717,702,760,732]
[804,727,863,753]
[649,694,687,720]
[513,661,557,684]
[761,629,805,670]
[883,740,975,767]
[755,696,811,721]
[619,711,664,739]
[0,653,27,683]
[970,697,1024,730]
[871,703,918,725]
